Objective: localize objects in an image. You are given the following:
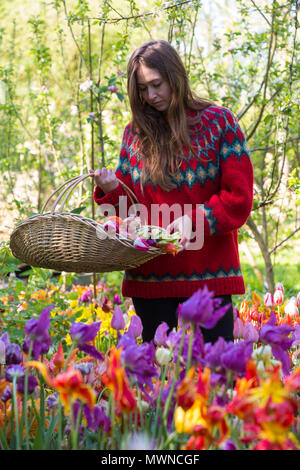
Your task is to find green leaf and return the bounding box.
[70,206,86,214]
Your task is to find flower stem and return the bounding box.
[186,324,195,375]
[162,326,186,431]
[12,377,21,450]
[153,362,169,438]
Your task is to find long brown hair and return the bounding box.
[127,40,214,191]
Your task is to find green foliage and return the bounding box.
[0,0,299,290]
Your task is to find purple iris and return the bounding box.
[69,321,103,361]
[179,286,230,328]
[23,306,53,359]
[259,312,294,375]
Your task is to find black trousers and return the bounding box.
[132,295,234,344]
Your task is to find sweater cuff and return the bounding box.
[93,182,126,208]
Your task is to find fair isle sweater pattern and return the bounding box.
[94,105,254,299]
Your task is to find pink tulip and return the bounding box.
[233,317,244,339]
[243,321,259,342]
[274,289,284,306]
[103,220,119,234]
[296,292,300,308]
[133,237,150,251]
[264,292,274,308]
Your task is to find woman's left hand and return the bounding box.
[166,214,193,250]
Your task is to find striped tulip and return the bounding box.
[264,293,274,308]
[274,289,284,306]
[274,282,284,294]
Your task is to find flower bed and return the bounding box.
[0,277,299,450]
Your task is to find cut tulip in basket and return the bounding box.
[9,173,184,274]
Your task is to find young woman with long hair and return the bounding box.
[90,40,253,343]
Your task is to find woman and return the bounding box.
[90,40,253,343]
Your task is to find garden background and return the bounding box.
[0,0,300,452]
[0,0,299,296]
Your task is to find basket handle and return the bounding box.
[40,173,139,215]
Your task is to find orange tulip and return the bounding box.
[102,346,136,413]
[26,361,95,413]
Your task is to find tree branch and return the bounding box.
[269,226,300,255]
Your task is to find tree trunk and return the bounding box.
[246,215,275,292]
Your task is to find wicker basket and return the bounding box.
[9,174,165,273]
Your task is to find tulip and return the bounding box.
[111,306,125,331]
[127,315,143,338]
[0,339,6,364]
[274,289,284,306]
[296,292,300,308]
[179,286,230,328]
[264,293,274,308]
[155,346,172,366]
[133,237,150,251]
[275,282,284,294]
[154,322,170,346]
[113,294,121,305]
[284,298,299,317]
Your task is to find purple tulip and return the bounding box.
[154,322,170,346]
[204,336,228,370]
[5,364,25,382]
[80,289,92,303]
[113,294,122,305]
[25,306,52,341]
[118,333,158,389]
[179,326,205,365]
[221,340,254,375]
[127,315,143,338]
[292,325,300,346]
[70,321,101,345]
[17,374,39,395]
[243,321,259,342]
[259,313,294,350]
[221,439,238,450]
[46,393,59,410]
[0,385,12,402]
[259,313,294,375]
[179,286,230,328]
[111,306,125,331]
[5,343,22,365]
[77,343,104,361]
[23,306,53,359]
[83,404,111,432]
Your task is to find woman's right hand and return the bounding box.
[89,168,118,194]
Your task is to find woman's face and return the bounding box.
[136,63,171,112]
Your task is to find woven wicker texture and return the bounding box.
[9,174,165,273]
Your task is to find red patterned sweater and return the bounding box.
[94,105,253,299]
